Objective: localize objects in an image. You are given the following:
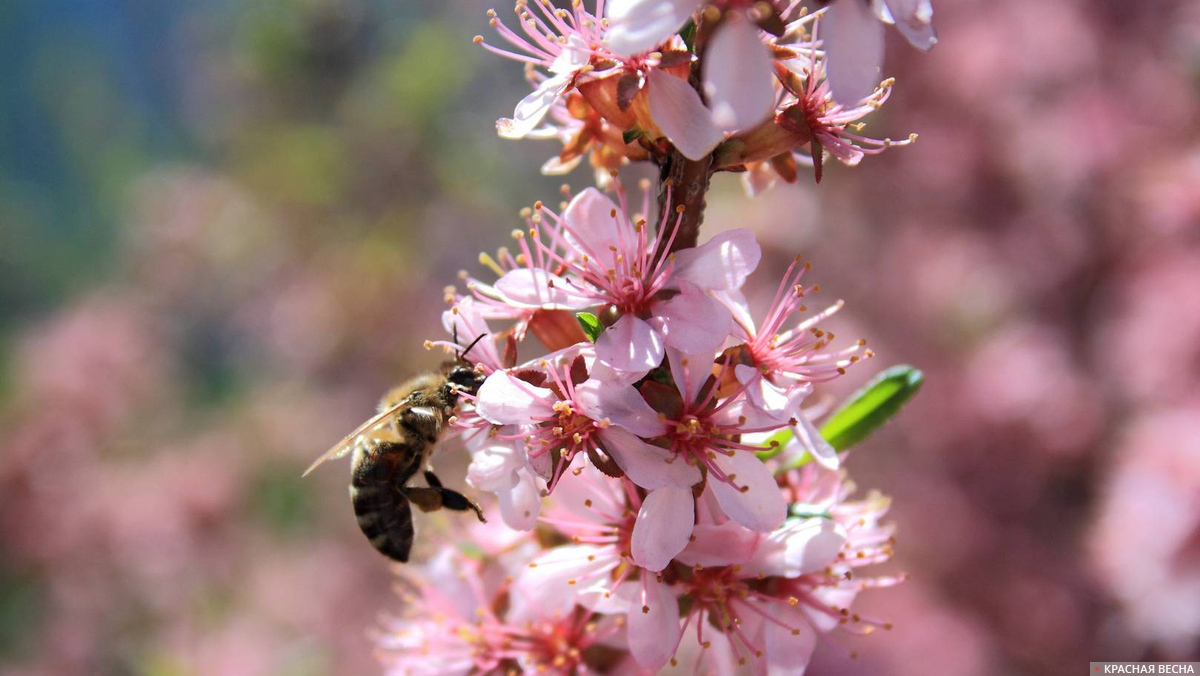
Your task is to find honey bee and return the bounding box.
[303,336,488,562]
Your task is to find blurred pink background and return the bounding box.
[1,0,1198,674]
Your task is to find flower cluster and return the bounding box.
[382,181,901,672]
[381,452,901,676]
[373,0,930,672]
[477,0,931,188]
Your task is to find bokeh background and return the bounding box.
[2,0,1198,674]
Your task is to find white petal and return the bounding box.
[703,18,775,131]
[740,517,845,578]
[735,365,803,422]
[466,437,525,491]
[670,228,761,291]
[626,575,683,670]
[883,0,937,50]
[541,152,585,175]
[822,0,885,105]
[631,485,695,571]
[791,413,839,469]
[497,468,542,530]
[712,289,757,339]
[550,34,592,74]
[594,314,665,375]
[708,451,787,532]
[600,426,701,489]
[475,371,556,425]
[497,73,570,139]
[605,0,700,56]
[648,70,724,160]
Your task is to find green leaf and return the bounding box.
[755,428,795,461]
[622,128,644,145]
[680,19,697,52]
[819,365,924,451]
[788,504,833,521]
[576,312,604,342]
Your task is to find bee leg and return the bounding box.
[421,471,488,523]
[401,486,445,513]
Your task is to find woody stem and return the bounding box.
[654,14,716,257]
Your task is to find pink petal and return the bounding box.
[740,518,845,578]
[626,575,683,670]
[631,485,695,571]
[575,379,669,438]
[466,437,525,491]
[762,607,818,676]
[595,314,666,375]
[549,462,626,525]
[600,426,701,489]
[656,286,733,355]
[802,586,858,632]
[702,18,775,131]
[822,135,866,166]
[666,347,709,406]
[822,1,885,105]
[442,297,502,367]
[883,0,937,50]
[475,371,556,425]
[497,73,571,139]
[708,451,786,532]
[648,70,725,161]
[675,522,761,567]
[513,544,616,620]
[561,187,635,261]
[493,268,595,309]
[791,413,839,469]
[670,228,761,291]
[736,364,786,413]
[712,289,756,340]
[497,467,542,530]
[605,0,700,56]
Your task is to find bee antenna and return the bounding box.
[459,333,488,362]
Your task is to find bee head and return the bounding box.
[445,365,486,398]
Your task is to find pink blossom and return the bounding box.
[493,184,757,376]
[478,1,618,139]
[777,25,916,182]
[474,350,662,490]
[380,547,624,676]
[604,0,777,155]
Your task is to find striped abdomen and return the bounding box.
[350,441,421,562]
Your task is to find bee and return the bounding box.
[303,335,488,562]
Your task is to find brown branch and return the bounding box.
[654,12,717,257]
[656,151,713,257]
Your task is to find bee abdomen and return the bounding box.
[350,483,414,563]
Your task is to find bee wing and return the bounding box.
[302,400,409,477]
